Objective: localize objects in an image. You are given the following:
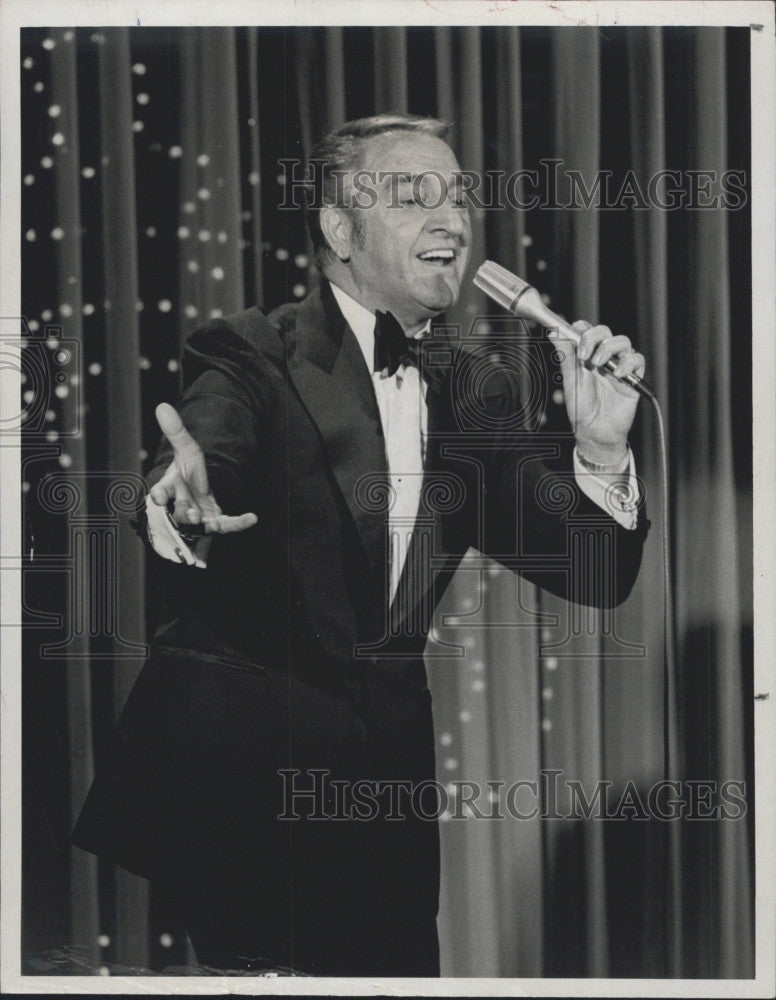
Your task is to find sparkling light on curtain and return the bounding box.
[21,25,753,978]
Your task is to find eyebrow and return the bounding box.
[379,172,462,186]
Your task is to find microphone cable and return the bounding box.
[647,394,677,781]
[647,392,683,975]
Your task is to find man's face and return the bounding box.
[344,131,472,330]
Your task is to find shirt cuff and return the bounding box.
[144,494,209,568]
[573,447,640,530]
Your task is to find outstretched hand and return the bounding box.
[149,403,258,535]
[550,322,645,466]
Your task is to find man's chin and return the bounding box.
[420,281,461,315]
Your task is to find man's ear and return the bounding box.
[319,206,353,262]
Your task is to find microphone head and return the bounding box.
[473,260,532,313]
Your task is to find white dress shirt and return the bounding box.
[330,283,429,603]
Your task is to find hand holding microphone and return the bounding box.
[474,261,654,399]
[474,261,651,466]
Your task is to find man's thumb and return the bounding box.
[547,329,577,384]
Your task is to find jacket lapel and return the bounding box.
[285,280,389,575]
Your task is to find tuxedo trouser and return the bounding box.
[157,711,441,977]
[171,880,440,976]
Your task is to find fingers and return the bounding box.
[149,468,203,524]
[171,477,202,525]
[549,320,590,381]
[612,351,646,379]
[155,402,211,498]
[574,325,638,372]
[149,463,178,507]
[150,478,257,534]
[202,511,259,535]
[155,403,201,460]
[148,465,177,507]
[150,404,257,535]
[552,322,647,400]
[152,402,258,536]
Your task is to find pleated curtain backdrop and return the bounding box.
[20,25,753,978]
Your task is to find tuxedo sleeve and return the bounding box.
[477,373,649,609]
[143,320,269,535]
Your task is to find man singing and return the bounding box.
[73,114,648,976]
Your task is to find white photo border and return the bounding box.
[1,2,773,996]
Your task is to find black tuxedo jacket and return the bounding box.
[73,279,647,927]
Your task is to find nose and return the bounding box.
[427,196,469,242]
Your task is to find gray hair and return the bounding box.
[303,114,452,268]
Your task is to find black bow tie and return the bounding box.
[373,310,421,378]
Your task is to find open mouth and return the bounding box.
[417,249,457,267]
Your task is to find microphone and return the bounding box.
[473,260,655,400]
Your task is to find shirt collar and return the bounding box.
[328,281,430,373]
